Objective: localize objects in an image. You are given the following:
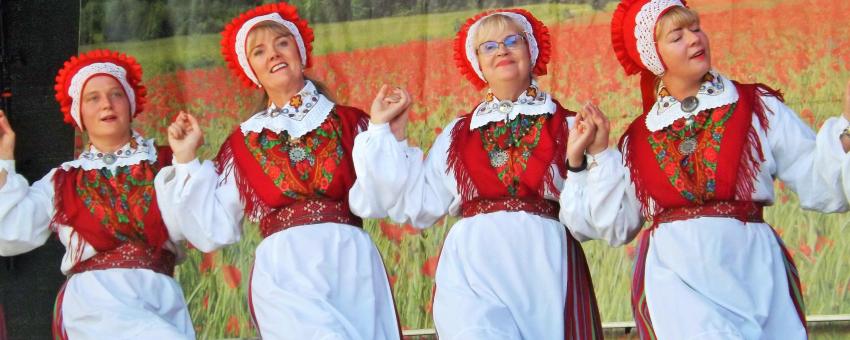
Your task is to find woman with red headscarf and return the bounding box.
[560,1,850,339]
[353,9,604,340]
[155,2,406,339]
[0,50,193,338]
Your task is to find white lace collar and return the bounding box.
[469,82,555,130]
[645,71,738,132]
[239,80,335,138]
[61,131,157,171]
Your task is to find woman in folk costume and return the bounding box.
[155,2,405,339]
[352,9,604,340]
[560,0,850,338]
[0,50,193,339]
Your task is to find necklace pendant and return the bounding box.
[678,138,697,155]
[102,153,117,165]
[681,96,700,113]
[497,100,513,114]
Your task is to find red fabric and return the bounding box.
[620,82,772,215]
[53,49,146,129]
[564,233,604,340]
[453,8,552,90]
[69,242,177,277]
[50,146,172,255]
[51,282,69,340]
[259,199,362,238]
[610,0,689,76]
[447,101,570,203]
[0,304,6,340]
[215,105,368,222]
[220,2,315,88]
[460,197,559,219]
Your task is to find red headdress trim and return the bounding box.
[611,0,687,112]
[53,49,146,130]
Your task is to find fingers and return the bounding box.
[168,123,185,140]
[396,87,412,109]
[185,111,201,131]
[374,84,390,103]
[0,110,12,136]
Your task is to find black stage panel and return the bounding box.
[0,0,79,338]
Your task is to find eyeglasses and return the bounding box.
[477,33,527,56]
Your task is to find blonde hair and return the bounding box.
[246,21,293,54]
[246,21,334,111]
[474,14,524,48]
[655,6,700,42]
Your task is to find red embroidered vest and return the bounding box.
[447,100,571,206]
[215,105,368,233]
[51,146,173,255]
[620,82,781,216]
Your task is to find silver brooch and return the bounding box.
[678,138,697,155]
[681,96,700,113]
[489,150,509,168]
[102,153,117,165]
[497,100,513,114]
[289,146,307,162]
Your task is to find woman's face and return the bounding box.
[79,75,132,138]
[247,25,305,92]
[657,20,712,82]
[476,22,532,87]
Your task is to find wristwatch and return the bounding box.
[567,155,588,172]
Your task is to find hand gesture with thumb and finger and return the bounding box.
[167,111,204,164]
[567,108,597,170]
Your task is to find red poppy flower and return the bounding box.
[222,264,242,289]
[421,254,439,277]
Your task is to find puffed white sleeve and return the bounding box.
[559,142,644,246]
[350,120,458,228]
[155,158,244,252]
[0,160,55,256]
[764,96,849,212]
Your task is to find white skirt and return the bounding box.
[56,268,194,339]
[248,223,401,340]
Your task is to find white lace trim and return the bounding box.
[239,80,335,138]
[235,13,307,87]
[469,83,555,129]
[634,0,684,75]
[68,63,137,129]
[465,11,540,83]
[60,131,157,171]
[645,71,738,132]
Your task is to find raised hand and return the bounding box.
[567,108,597,169]
[370,84,412,126]
[584,102,611,155]
[0,110,14,160]
[167,111,204,164]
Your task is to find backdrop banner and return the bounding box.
[80,0,850,338]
